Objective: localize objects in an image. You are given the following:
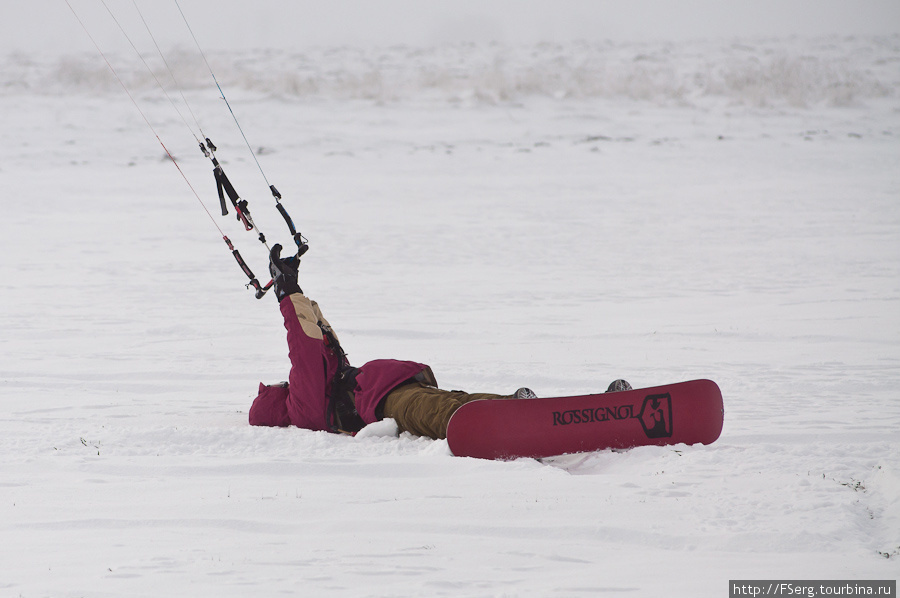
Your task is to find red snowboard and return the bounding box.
[446,379,724,460]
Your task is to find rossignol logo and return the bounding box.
[551,393,673,439]
[552,405,634,426]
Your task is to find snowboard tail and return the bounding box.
[446,379,723,460]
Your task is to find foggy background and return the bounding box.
[4,0,900,58]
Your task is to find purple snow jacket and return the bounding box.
[249,293,433,432]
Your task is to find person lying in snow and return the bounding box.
[248,244,630,439]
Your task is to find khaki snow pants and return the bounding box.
[381,382,505,440]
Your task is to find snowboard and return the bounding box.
[446,379,724,460]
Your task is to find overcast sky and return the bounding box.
[6,0,900,56]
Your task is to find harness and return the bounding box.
[200,137,309,298]
[319,325,366,434]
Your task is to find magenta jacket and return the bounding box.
[249,293,433,432]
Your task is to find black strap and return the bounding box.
[212,161,254,232]
[214,163,229,216]
[329,367,365,434]
[320,325,365,434]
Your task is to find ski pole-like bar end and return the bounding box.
[253,279,275,299]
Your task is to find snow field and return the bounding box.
[1,36,899,596]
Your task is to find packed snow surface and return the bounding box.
[1,34,899,597]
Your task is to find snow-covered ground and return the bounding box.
[1,33,899,597]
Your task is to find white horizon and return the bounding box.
[7,0,900,59]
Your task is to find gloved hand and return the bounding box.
[269,244,302,301]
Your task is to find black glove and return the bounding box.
[269,244,302,301]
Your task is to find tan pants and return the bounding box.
[382,382,505,440]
